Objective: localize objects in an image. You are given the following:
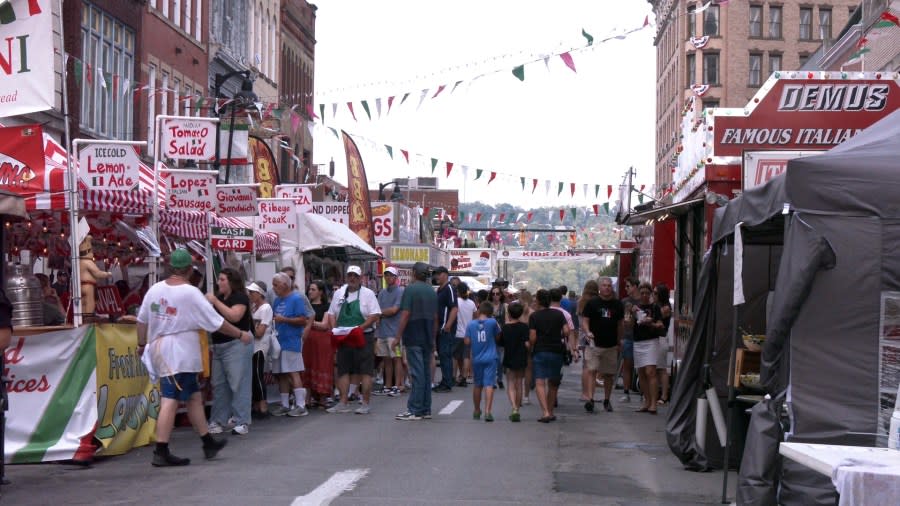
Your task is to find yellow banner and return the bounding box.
[93,324,158,456]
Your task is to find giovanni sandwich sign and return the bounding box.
[0,0,55,118]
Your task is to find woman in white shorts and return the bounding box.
[631,282,664,414]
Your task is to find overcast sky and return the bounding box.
[311,0,657,208]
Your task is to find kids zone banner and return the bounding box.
[0,0,55,118]
[4,325,157,463]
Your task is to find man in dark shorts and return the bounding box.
[326,266,381,415]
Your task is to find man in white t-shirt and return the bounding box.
[137,249,251,467]
[454,283,477,387]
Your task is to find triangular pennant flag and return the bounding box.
[446,162,453,177]
[516,212,524,222]
[488,172,497,184]
[881,11,900,27]
[386,145,393,159]
[548,210,553,223]
[532,178,538,194]
[461,165,469,180]
[570,183,576,197]
[400,92,410,105]
[459,211,465,222]
[593,204,600,216]
[417,89,428,110]
[306,103,319,120]
[432,84,447,98]
[332,103,338,118]
[638,193,644,204]
[430,158,438,174]
[347,102,358,121]
[97,67,107,88]
[328,127,339,138]
[594,184,600,198]
[86,63,92,83]
[499,213,506,223]
[545,180,551,196]
[602,202,610,214]
[559,52,576,73]
[451,80,463,93]
[387,96,395,113]
[375,97,382,117]
[475,169,483,180]
[557,182,564,196]
[559,209,565,222]
[570,207,577,220]
[607,185,613,199]
[121,77,130,98]
[542,55,551,71]
[476,212,482,222]
[512,65,525,81]
[73,58,83,84]
[520,177,525,190]
[361,100,372,120]
[582,28,594,45]
[401,150,409,163]
[527,212,534,222]
[319,103,325,121]
[642,15,650,27]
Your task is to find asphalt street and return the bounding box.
[1,366,732,505]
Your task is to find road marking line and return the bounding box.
[291,468,369,506]
[438,399,463,415]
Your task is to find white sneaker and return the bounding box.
[355,404,371,415]
[231,423,249,435]
[288,405,309,417]
[207,421,225,434]
[326,403,353,414]
[269,404,290,416]
[619,393,632,403]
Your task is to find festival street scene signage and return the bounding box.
[162,170,216,212]
[450,248,495,276]
[257,198,298,232]
[0,124,45,195]
[215,184,258,217]
[249,136,279,198]
[210,226,254,252]
[78,144,141,191]
[160,118,218,160]
[275,184,313,212]
[0,0,54,118]
[712,77,900,158]
[309,201,349,224]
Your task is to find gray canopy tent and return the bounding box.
[668,108,900,504]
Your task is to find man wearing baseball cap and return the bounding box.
[433,265,458,393]
[393,262,438,420]
[326,265,381,414]
[375,266,405,397]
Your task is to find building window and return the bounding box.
[799,53,810,67]
[703,53,719,85]
[147,64,156,154]
[194,0,202,41]
[749,53,762,86]
[702,99,719,111]
[80,2,135,140]
[819,8,832,40]
[769,53,782,76]
[687,6,696,38]
[173,0,180,27]
[161,71,169,116]
[768,6,782,38]
[799,7,812,40]
[686,53,696,87]
[703,5,719,36]
[749,5,762,37]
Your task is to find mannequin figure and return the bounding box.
[79,235,112,316]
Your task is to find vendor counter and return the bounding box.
[3,324,157,464]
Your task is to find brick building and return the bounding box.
[279,0,317,185]
[649,0,858,191]
[806,0,900,72]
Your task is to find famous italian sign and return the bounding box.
[160,118,218,160]
[78,144,141,191]
[0,0,54,118]
[162,169,216,212]
[713,75,900,158]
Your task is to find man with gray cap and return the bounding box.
[375,266,404,396]
[393,262,438,420]
[433,265,458,392]
[326,265,381,414]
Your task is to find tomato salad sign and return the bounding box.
[160,118,218,160]
[162,169,216,212]
[78,144,141,191]
[216,184,258,217]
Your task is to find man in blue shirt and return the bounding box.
[465,302,501,422]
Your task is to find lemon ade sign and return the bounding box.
[210,226,254,252]
[161,118,217,160]
[78,144,141,191]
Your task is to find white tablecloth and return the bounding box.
[780,442,900,505]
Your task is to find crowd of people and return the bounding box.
[135,250,674,466]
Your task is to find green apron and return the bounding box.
[337,290,365,327]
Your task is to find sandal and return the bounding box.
[635,407,649,413]
[538,416,552,423]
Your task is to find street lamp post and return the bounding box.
[212,70,258,184]
[377,181,404,201]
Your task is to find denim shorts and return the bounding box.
[622,339,634,360]
[160,372,201,401]
[532,352,563,381]
[472,360,498,387]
